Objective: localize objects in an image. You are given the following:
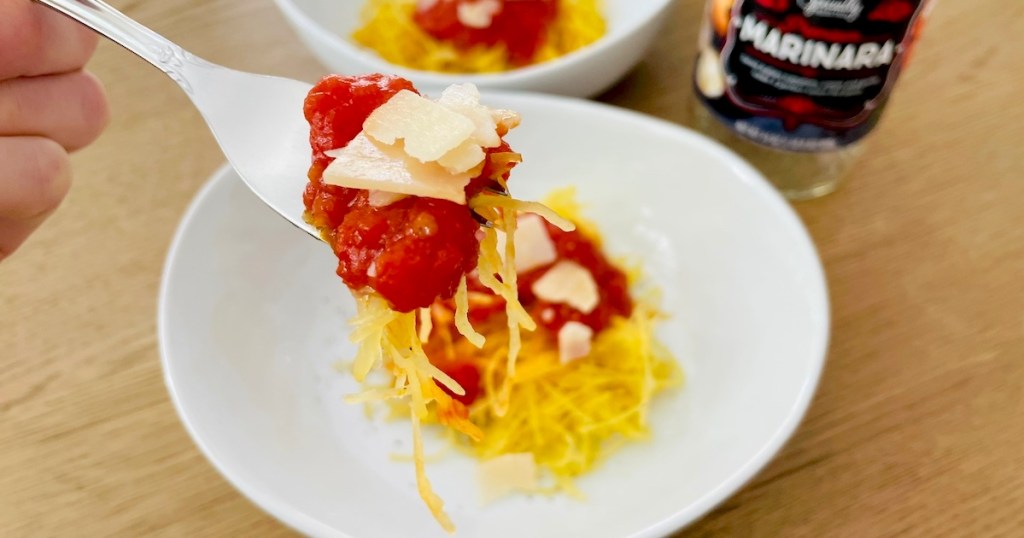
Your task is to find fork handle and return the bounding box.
[33,0,205,93]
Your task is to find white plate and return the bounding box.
[159,94,829,538]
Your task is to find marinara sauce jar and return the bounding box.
[691,0,934,199]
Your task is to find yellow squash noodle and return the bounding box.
[439,188,682,490]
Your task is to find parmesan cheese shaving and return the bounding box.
[368,190,408,207]
[457,0,501,29]
[435,139,486,175]
[557,321,593,364]
[492,108,521,134]
[328,84,522,199]
[494,213,558,273]
[532,260,600,314]
[364,89,476,163]
[322,133,472,204]
[478,452,538,503]
[437,84,502,148]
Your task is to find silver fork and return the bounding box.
[36,0,319,239]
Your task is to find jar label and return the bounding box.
[695,0,930,152]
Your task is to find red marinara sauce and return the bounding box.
[451,219,634,334]
[518,222,633,334]
[414,0,559,66]
[430,221,633,406]
[301,73,515,312]
[434,360,482,406]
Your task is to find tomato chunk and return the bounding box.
[302,74,512,312]
[332,197,480,312]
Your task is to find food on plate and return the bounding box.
[429,188,681,495]
[353,0,605,73]
[301,73,680,532]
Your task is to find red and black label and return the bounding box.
[695,0,930,152]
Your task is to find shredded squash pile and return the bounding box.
[343,152,577,532]
[343,186,680,532]
[352,0,606,74]
[441,189,680,489]
[458,300,680,486]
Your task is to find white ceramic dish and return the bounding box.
[159,93,829,538]
[271,0,674,97]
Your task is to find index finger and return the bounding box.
[0,1,99,79]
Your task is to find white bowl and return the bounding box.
[159,93,829,538]
[272,0,675,97]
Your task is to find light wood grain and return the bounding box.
[2,0,1022,536]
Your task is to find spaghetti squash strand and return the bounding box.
[476,227,534,327]
[470,194,576,232]
[500,205,521,381]
[418,307,433,343]
[454,276,485,348]
[336,188,681,527]
[410,404,456,533]
[454,282,682,482]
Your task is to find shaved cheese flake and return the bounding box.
[478,452,538,503]
[457,0,501,29]
[531,261,599,314]
[437,84,501,148]
[351,84,518,183]
[364,89,475,162]
[322,133,471,204]
[491,108,521,135]
[436,139,487,175]
[512,213,557,273]
[494,214,557,273]
[367,190,408,207]
[558,321,594,364]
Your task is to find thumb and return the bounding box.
[0,136,71,261]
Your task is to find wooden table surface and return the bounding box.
[3,0,1023,536]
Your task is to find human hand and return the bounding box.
[0,0,109,262]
